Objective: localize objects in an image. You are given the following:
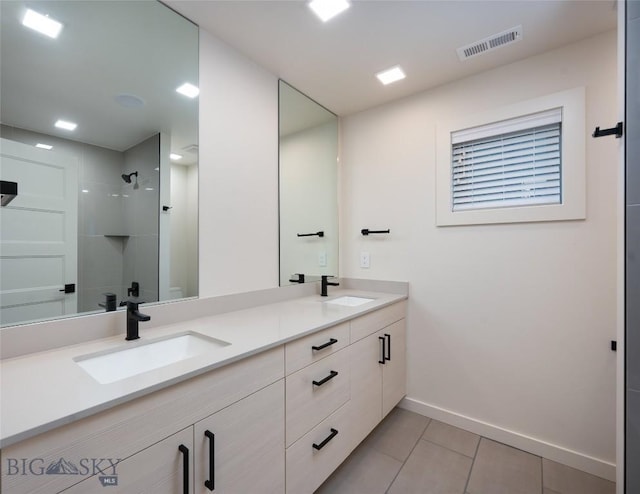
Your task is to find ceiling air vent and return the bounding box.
[182,144,199,155]
[457,25,523,61]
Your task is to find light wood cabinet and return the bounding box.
[63,427,194,494]
[284,301,407,493]
[350,313,407,448]
[285,322,350,375]
[193,381,285,494]
[285,347,350,447]
[1,347,284,494]
[285,402,352,494]
[61,382,285,494]
[2,300,407,494]
[382,319,407,417]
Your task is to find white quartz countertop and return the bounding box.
[0,289,406,448]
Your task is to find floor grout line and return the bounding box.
[462,435,482,494]
[383,418,432,494]
[320,409,614,494]
[420,436,478,459]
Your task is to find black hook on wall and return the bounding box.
[592,122,623,139]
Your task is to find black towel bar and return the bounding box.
[361,228,390,236]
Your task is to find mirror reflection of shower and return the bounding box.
[121,171,139,189]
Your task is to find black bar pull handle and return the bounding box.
[312,338,338,351]
[178,444,189,494]
[313,370,339,386]
[379,336,386,364]
[384,333,391,361]
[361,228,390,236]
[204,430,215,491]
[592,122,623,138]
[297,231,324,237]
[312,428,339,450]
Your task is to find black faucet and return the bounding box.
[128,281,140,298]
[321,275,339,297]
[289,273,305,284]
[99,293,117,312]
[126,300,150,341]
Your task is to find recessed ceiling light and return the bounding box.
[309,0,350,22]
[170,153,182,161]
[22,9,63,39]
[35,143,53,150]
[376,66,406,85]
[145,187,154,191]
[176,83,199,98]
[81,189,89,193]
[115,93,145,108]
[55,119,77,131]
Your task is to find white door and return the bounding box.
[0,138,78,325]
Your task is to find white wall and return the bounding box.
[279,121,339,283]
[170,164,198,298]
[340,31,618,479]
[198,30,279,297]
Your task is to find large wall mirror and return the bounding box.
[0,1,199,326]
[279,81,338,286]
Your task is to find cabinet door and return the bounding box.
[382,319,407,417]
[349,331,383,448]
[63,427,194,494]
[193,381,285,494]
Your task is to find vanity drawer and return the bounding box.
[350,301,406,343]
[285,401,352,494]
[285,322,349,375]
[285,347,350,447]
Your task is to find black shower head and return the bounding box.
[121,171,138,183]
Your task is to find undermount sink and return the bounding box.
[325,296,375,307]
[74,332,230,384]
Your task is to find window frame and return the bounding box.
[435,87,586,226]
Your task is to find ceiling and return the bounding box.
[167,0,617,116]
[0,1,198,162]
[279,81,336,137]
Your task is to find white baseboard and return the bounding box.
[399,397,616,482]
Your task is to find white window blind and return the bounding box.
[451,108,562,212]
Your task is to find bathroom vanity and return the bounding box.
[0,287,407,494]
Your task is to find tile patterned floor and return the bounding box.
[315,408,615,494]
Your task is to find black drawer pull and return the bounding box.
[384,333,391,361]
[313,428,338,450]
[379,336,386,364]
[313,370,338,386]
[204,430,215,491]
[312,338,338,351]
[178,444,189,494]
